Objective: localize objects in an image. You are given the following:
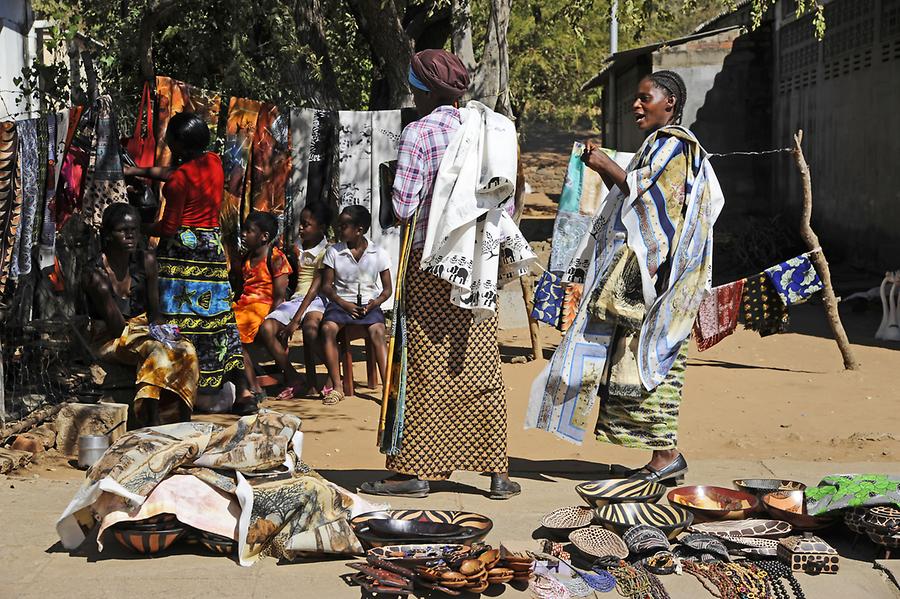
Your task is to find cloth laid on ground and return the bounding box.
[57,411,380,565]
[550,144,634,283]
[233,246,293,344]
[419,100,536,321]
[764,254,823,306]
[81,96,128,230]
[154,76,222,168]
[527,126,724,444]
[805,474,900,516]
[94,313,199,423]
[250,103,291,214]
[337,110,404,309]
[223,97,263,222]
[693,279,745,351]
[0,121,20,296]
[741,273,789,337]
[383,248,509,477]
[531,269,564,326]
[12,118,38,280]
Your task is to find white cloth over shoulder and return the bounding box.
[420,101,535,321]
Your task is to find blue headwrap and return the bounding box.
[408,66,430,93]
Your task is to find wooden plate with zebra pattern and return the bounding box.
[594,503,693,540]
[351,510,493,548]
[575,478,666,507]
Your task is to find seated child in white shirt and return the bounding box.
[319,205,392,405]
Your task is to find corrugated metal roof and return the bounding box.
[580,25,742,91]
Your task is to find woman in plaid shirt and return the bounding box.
[359,50,520,500]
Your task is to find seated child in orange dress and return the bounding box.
[232,211,292,398]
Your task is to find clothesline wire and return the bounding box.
[708,147,793,158]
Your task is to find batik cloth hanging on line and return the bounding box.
[0,122,20,296]
[337,110,404,308]
[222,97,262,225]
[12,118,39,279]
[54,106,88,230]
[250,103,290,216]
[39,112,61,251]
[81,95,129,230]
[286,109,334,247]
[741,273,789,337]
[693,279,745,351]
[764,254,823,306]
[558,282,584,332]
[154,76,222,167]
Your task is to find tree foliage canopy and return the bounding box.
[22,0,824,127]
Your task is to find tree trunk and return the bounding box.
[138,0,184,81]
[350,0,414,109]
[289,0,342,109]
[791,130,860,371]
[471,0,512,116]
[451,0,477,72]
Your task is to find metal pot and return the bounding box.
[77,434,110,469]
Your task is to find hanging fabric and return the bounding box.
[40,111,65,250]
[764,254,823,306]
[154,76,222,168]
[81,96,129,230]
[12,118,39,279]
[558,282,584,332]
[693,279,745,351]
[222,97,262,223]
[531,269,564,326]
[549,143,634,284]
[741,272,789,337]
[125,81,156,168]
[0,121,20,296]
[286,108,315,247]
[54,105,87,230]
[250,103,290,216]
[335,109,404,308]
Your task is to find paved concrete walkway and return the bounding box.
[2,459,899,598]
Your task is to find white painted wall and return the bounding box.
[0,0,32,120]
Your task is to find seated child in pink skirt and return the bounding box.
[256,203,331,398]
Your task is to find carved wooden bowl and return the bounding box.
[351,510,493,549]
[575,478,666,507]
[594,502,693,541]
[761,491,838,531]
[668,485,760,522]
[539,506,595,537]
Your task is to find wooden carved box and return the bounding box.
[777,533,839,574]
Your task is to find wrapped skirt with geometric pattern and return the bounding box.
[385,249,509,479]
[156,226,243,394]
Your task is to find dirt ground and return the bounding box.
[4,133,900,598]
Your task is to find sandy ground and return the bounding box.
[3,136,900,597]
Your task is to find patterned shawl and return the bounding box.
[527,126,723,443]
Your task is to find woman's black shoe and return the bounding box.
[628,454,688,485]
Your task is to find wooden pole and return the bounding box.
[515,147,543,361]
[791,130,860,370]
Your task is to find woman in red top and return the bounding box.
[125,112,254,415]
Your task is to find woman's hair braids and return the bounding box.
[648,70,687,125]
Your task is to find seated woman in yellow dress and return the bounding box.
[84,203,199,427]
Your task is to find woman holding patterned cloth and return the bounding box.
[527,71,724,483]
[359,50,528,500]
[126,112,254,415]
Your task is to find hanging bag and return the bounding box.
[124,82,156,168]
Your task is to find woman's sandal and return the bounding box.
[275,384,306,401]
[323,388,345,405]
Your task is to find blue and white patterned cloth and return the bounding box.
[764,254,823,306]
[531,270,564,326]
